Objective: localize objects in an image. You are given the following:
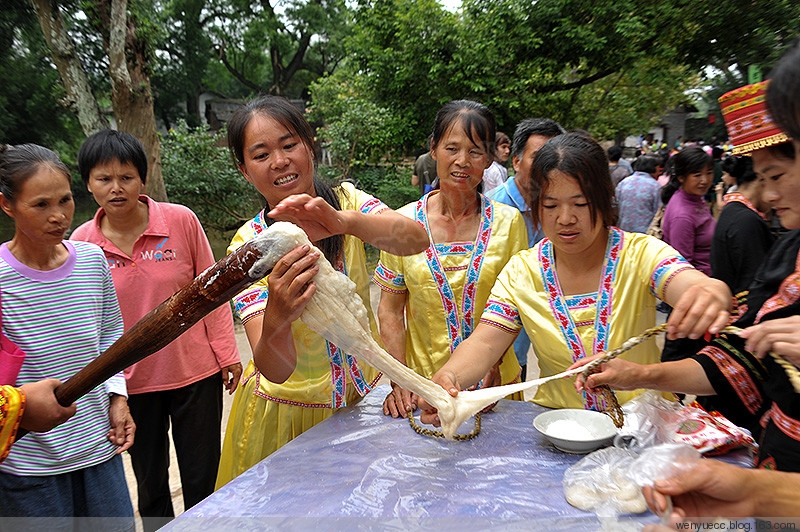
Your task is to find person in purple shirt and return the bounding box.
[659,146,715,363]
[615,155,662,233]
[661,146,715,275]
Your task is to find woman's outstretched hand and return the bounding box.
[665,278,731,341]
[268,194,344,242]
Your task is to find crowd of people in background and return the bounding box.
[0,37,799,531]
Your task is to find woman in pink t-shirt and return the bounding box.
[71,130,242,529]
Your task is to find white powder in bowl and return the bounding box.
[547,419,594,441]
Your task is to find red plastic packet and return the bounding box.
[672,401,756,456]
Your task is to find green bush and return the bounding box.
[160,121,263,236]
[319,163,419,273]
[320,164,419,210]
[309,75,408,181]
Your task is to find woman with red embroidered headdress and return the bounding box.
[619,43,800,530]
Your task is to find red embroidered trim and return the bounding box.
[724,192,767,220]
[661,265,694,296]
[249,370,382,409]
[701,345,763,414]
[760,403,800,443]
[240,308,266,325]
[375,285,407,295]
[479,318,519,335]
[755,252,800,324]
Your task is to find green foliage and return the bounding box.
[151,0,214,128]
[345,0,459,141]
[9,0,800,183]
[309,74,407,178]
[0,0,83,153]
[204,0,353,97]
[352,165,419,210]
[660,0,800,74]
[332,0,800,145]
[571,59,698,141]
[317,164,418,211]
[160,121,263,234]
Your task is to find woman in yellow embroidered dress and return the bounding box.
[215,96,429,488]
[374,100,527,418]
[417,132,732,420]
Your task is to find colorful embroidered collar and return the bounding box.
[724,191,767,220]
[417,193,493,353]
[539,227,624,411]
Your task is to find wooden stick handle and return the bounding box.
[54,237,268,406]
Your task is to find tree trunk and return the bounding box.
[105,0,167,201]
[31,0,167,202]
[29,0,109,136]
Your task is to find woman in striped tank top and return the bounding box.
[0,144,134,528]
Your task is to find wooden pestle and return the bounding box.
[54,228,299,406]
[17,226,299,440]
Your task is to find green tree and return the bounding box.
[210,0,353,97]
[30,0,168,200]
[0,0,83,157]
[309,74,406,178]
[345,0,459,144]
[160,121,263,233]
[152,0,215,128]
[331,0,800,146]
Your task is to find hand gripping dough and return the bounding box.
[254,223,587,439]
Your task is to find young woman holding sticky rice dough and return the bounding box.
[373,100,528,419]
[215,96,428,488]
[417,132,731,424]
[0,144,134,523]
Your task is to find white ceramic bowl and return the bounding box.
[533,409,618,454]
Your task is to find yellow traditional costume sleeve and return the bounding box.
[216,183,384,488]
[0,385,25,463]
[374,193,526,389]
[482,229,693,409]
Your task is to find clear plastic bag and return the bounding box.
[563,443,700,520]
[627,443,701,487]
[612,391,757,455]
[613,391,683,451]
[562,447,648,517]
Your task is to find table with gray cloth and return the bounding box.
[163,384,752,531]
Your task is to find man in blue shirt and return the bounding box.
[487,117,565,379]
[615,155,662,233]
